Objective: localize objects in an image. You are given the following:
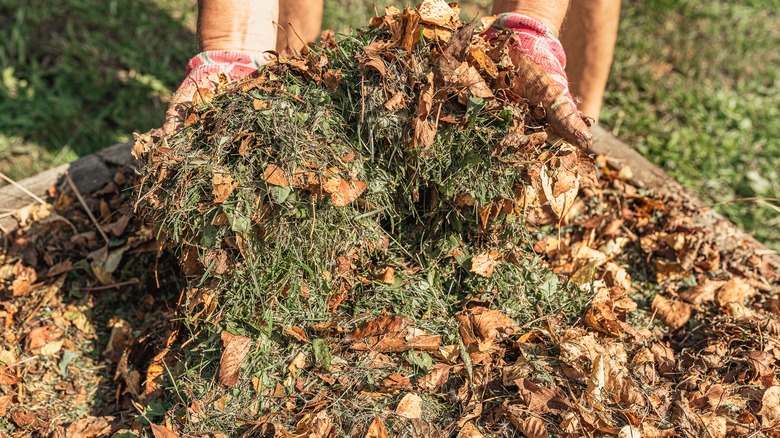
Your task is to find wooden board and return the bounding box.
[0,141,135,233]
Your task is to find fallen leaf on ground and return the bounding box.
[715,277,756,307]
[651,295,691,331]
[365,416,389,438]
[458,422,484,438]
[470,250,501,278]
[212,173,238,203]
[396,393,422,419]
[520,417,549,438]
[151,423,179,438]
[760,386,780,428]
[218,331,252,387]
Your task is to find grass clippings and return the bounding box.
[1,1,779,437]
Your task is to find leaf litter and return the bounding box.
[0,1,779,437]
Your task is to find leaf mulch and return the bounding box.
[3,1,780,437]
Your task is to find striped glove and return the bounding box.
[164,50,271,134]
[486,14,592,148]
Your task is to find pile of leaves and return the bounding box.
[132,1,595,435]
[1,1,779,437]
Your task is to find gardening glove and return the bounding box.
[486,14,592,149]
[164,50,271,134]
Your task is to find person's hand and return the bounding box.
[164,50,271,134]
[485,14,592,148]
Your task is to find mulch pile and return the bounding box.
[1,1,780,437]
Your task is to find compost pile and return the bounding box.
[3,1,780,437]
[133,1,596,435]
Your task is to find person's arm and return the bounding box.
[492,0,569,35]
[164,1,278,134]
[487,0,592,148]
[198,0,278,55]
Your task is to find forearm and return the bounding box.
[491,0,570,35]
[197,0,278,54]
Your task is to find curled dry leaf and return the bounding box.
[651,295,691,331]
[679,280,725,305]
[759,385,780,428]
[520,417,549,438]
[470,250,501,278]
[715,277,756,307]
[470,308,517,342]
[538,165,579,219]
[218,331,252,388]
[699,413,727,438]
[396,393,423,419]
[418,363,451,392]
[349,315,411,341]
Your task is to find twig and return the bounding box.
[79,279,141,291]
[65,171,109,245]
[0,171,47,205]
[23,275,66,324]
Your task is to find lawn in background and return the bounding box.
[1,0,777,248]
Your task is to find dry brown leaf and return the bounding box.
[212,173,238,203]
[468,47,498,78]
[520,417,549,438]
[365,416,389,438]
[396,393,423,419]
[150,423,179,438]
[417,0,460,29]
[651,295,691,331]
[516,378,569,415]
[458,422,484,438]
[418,364,451,392]
[700,413,727,438]
[56,416,114,438]
[584,285,622,335]
[0,395,12,417]
[384,92,405,110]
[326,178,367,207]
[349,316,411,341]
[715,277,756,307]
[641,424,677,438]
[40,339,64,356]
[679,280,725,305]
[617,425,641,438]
[470,250,501,278]
[381,374,413,392]
[538,166,579,219]
[380,267,395,284]
[651,343,676,375]
[218,331,252,387]
[760,385,780,428]
[262,164,290,187]
[285,326,310,343]
[470,308,517,341]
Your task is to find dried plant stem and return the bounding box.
[65,171,110,245]
[0,171,47,205]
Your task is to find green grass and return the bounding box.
[1,0,778,248]
[603,0,780,248]
[0,0,197,179]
